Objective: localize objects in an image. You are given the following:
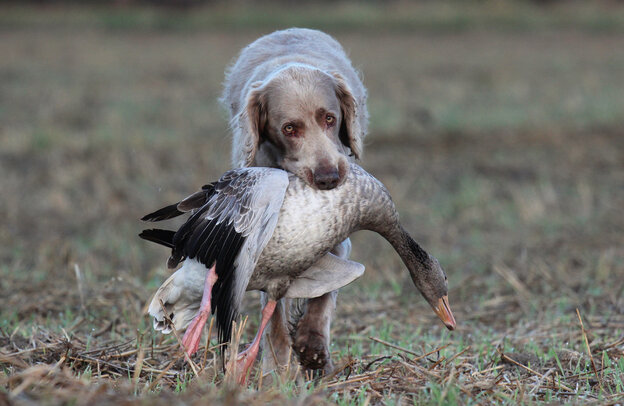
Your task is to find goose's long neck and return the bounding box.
[354,166,456,330]
[377,223,431,280]
[349,164,432,277]
[384,223,456,330]
[354,170,435,294]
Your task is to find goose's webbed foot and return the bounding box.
[235,299,277,384]
[182,310,209,356]
[181,264,217,356]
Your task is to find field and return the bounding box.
[1,2,624,405]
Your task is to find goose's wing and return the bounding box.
[284,253,365,299]
[141,167,290,343]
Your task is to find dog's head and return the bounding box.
[237,65,363,190]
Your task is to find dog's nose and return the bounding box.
[313,167,341,190]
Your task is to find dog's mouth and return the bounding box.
[304,168,315,187]
[313,168,342,190]
[305,166,347,190]
[292,160,349,190]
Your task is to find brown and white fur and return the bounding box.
[220,28,368,375]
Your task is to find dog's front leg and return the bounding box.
[291,238,351,375]
[291,290,337,375]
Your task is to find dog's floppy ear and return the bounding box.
[233,81,268,167]
[332,72,363,160]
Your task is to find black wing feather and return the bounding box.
[178,184,214,211]
[140,173,248,346]
[210,224,245,344]
[141,184,216,222]
[138,229,176,248]
[141,203,184,222]
[172,215,245,344]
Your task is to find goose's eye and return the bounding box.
[325,114,335,127]
[282,124,295,136]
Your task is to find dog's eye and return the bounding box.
[325,114,335,127]
[282,124,295,136]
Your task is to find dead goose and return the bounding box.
[140,163,456,382]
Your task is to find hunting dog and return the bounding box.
[220,28,368,375]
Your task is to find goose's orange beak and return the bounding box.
[433,295,456,330]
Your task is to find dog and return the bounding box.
[220,28,368,375]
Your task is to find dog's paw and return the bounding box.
[292,327,333,375]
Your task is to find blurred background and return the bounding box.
[1,0,623,403]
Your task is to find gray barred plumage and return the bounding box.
[142,163,455,349]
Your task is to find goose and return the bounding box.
[140,163,456,383]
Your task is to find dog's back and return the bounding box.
[222,28,366,119]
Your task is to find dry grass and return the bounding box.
[1,3,624,405]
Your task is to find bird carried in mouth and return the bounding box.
[140,163,456,383]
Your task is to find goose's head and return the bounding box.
[409,254,456,330]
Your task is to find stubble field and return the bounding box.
[1,3,623,405]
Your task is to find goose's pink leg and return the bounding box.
[182,264,217,356]
[236,299,277,384]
